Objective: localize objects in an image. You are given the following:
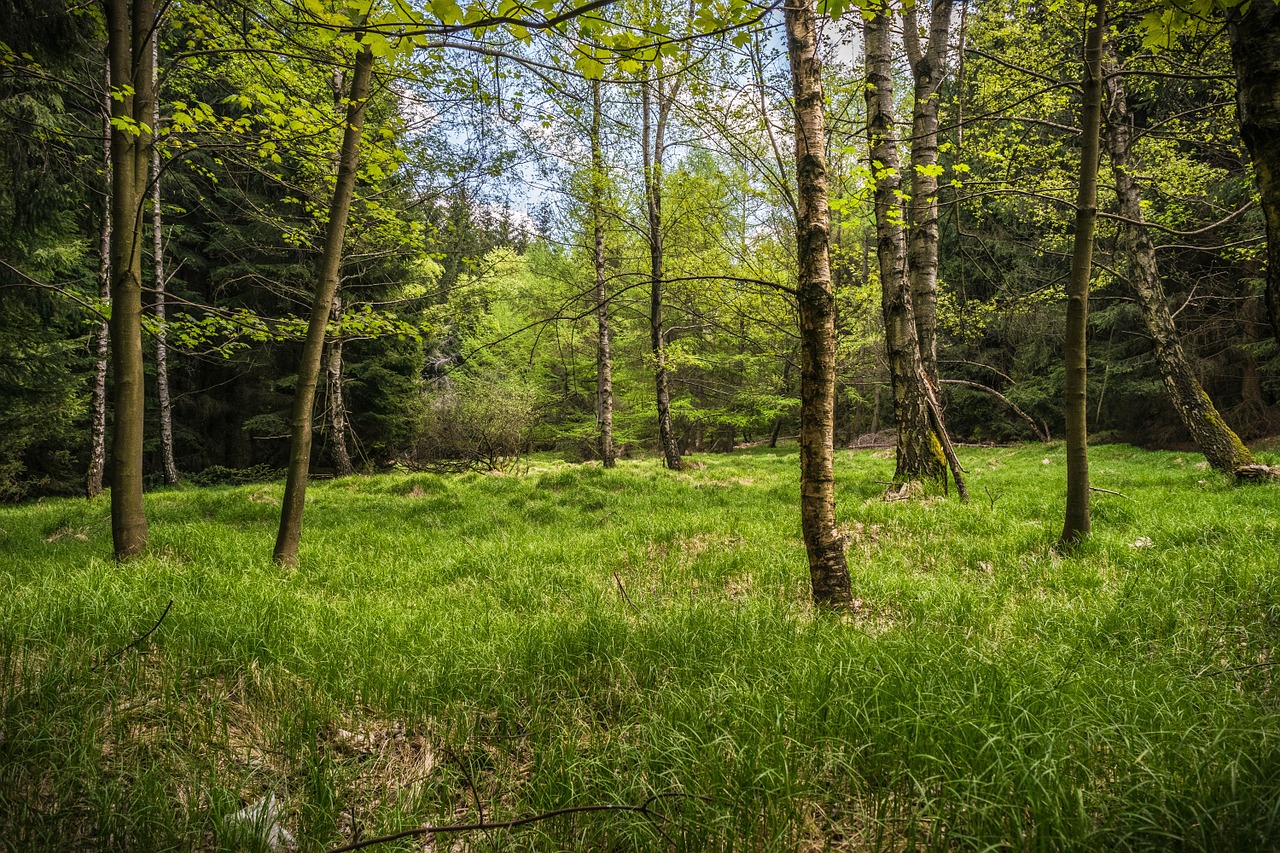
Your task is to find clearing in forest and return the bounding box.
[2,443,1279,850]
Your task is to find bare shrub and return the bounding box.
[407,375,535,473]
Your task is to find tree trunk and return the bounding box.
[274,44,375,566]
[864,5,946,487]
[87,62,111,500]
[327,293,355,477]
[903,0,955,385]
[642,73,681,470]
[1059,0,1106,549]
[1102,44,1255,475]
[591,80,615,468]
[152,36,178,486]
[106,0,155,558]
[787,0,852,608]
[1226,0,1280,343]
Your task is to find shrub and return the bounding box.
[407,374,536,473]
[189,464,283,486]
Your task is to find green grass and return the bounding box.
[3,443,1280,851]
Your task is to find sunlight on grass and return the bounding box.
[2,444,1279,850]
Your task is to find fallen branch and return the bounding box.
[1234,464,1280,482]
[941,379,1049,442]
[613,571,640,613]
[326,796,674,853]
[1089,486,1132,500]
[92,599,173,671]
[1195,660,1280,678]
[923,382,969,502]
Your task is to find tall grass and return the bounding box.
[2,443,1279,850]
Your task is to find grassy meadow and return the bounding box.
[2,443,1280,851]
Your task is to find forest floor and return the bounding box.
[3,443,1280,851]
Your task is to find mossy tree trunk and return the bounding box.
[1102,43,1255,475]
[591,79,615,468]
[1227,0,1280,343]
[274,43,375,566]
[106,0,155,558]
[641,71,681,470]
[864,5,946,488]
[787,0,852,607]
[1060,0,1106,549]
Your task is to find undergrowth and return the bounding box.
[2,443,1279,851]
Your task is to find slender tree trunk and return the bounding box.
[106,0,155,558]
[642,73,681,470]
[865,5,946,487]
[769,357,793,448]
[591,80,615,468]
[1059,0,1106,549]
[1226,0,1280,343]
[152,37,178,486]
[327,293,355,477]
[322,63,355,479]
[787,0,852,608]
[903,0,955,386]
[1102,44,1255,475]
[87,62,111,499]
[274,44,375,566]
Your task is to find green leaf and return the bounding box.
[574,54,606,79]
[431,0,464,24]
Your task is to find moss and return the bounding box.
[1197,391,1255,472]
[928,431,948,476]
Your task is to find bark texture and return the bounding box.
[1060,0,1106,549]
[327,293,355,477]
[903,0,955,385]
[864,6,947,487]
[641,74,681,470]
[786,0,852,607]
[152,38,178,486]
[106,0,155,557]
[591,80,615,468]
[88,63,111,499]
[274,44,374,566]
[1226,0,1280,342]
[1103,45,1255,475]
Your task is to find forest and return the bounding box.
[2,0,1280,848]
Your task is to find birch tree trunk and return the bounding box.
[327,293,355,477]
[1102,44,1255,475]
[106,0,155,557]
[1226,0,1280,343]
[1059,0,1106,549]
[152,36,178,486]
[864,5,946,487]
[591,79,616,468]
[787,0,852,607]
[87,62,111,499]
[274,43,375,566]
[903,0,955,386]
[642,73,681,470]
